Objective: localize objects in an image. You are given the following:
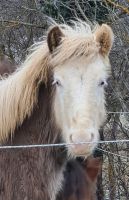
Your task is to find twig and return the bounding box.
[74,0,92,25]
[0,19,46,29]
[105,0,129,15]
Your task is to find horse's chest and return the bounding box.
[0,148,66,200]
[48,165,65,200]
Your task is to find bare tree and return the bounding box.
[0,1,129,199]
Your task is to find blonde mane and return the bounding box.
[0,21,107,143]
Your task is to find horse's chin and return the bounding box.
[67,144,96,159]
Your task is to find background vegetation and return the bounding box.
[0,0,129,199]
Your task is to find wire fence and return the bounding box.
[0,139,129,149]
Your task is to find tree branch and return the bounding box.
[0,19,46,29]
[105,0,129,15]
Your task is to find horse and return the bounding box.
[0,21,113,200]
[56,156,102,200]
[0,45,16,76]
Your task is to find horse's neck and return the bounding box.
[3,83,66,200]
[8,84,57,144]
[7,83,66,163]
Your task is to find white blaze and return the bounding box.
[53,54,109,157]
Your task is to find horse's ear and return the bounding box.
[94,24,114,56]
[86,157,102,182]
[47,26,64,53]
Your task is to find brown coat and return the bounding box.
[0,55,15,76]
[0,82,67,200]
[57,157,102,200]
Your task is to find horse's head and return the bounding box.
[47,22,114,157]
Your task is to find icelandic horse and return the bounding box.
[0,21,113,200]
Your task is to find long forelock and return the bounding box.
[50,21,100,66]
[27,20,99,67]
[61,20,97,36]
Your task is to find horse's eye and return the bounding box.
[52,79,62,87]
[99,80,107,87]
[100,81,105,86]
[56,80,62,86]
